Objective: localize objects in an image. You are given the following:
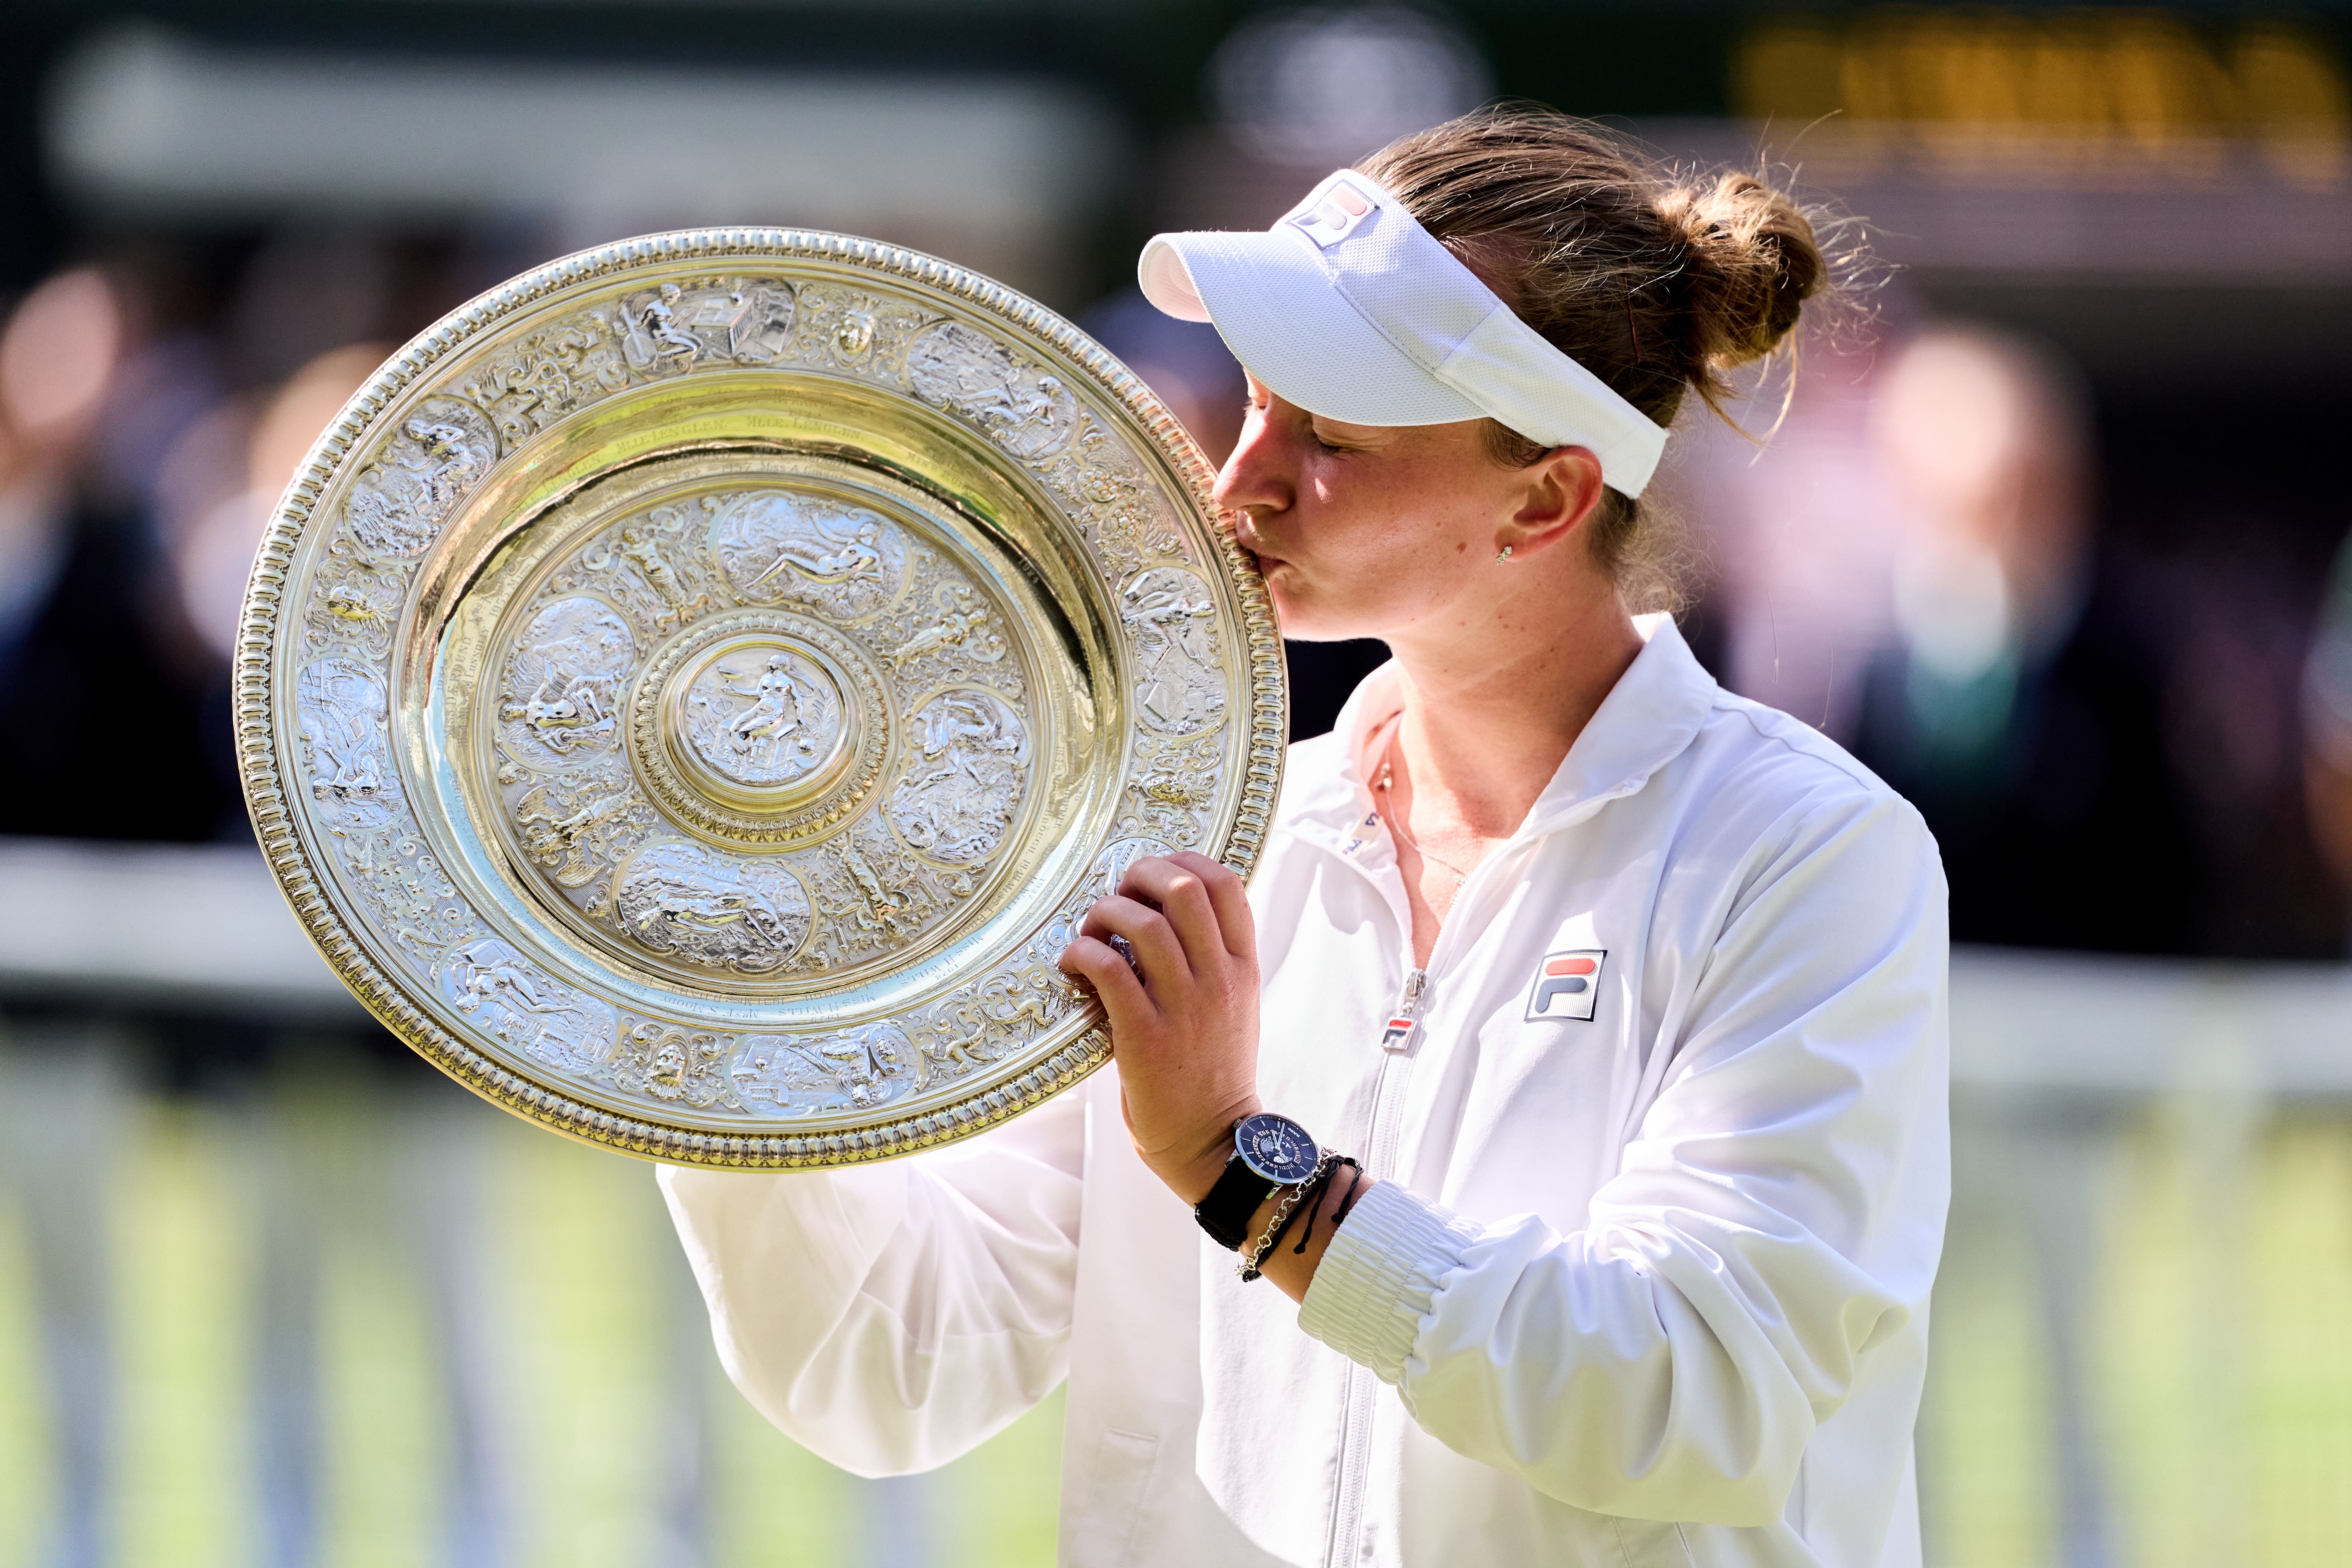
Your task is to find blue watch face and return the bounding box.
[1234,1112,1319,1184]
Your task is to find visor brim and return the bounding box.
[1138,229,1484,430]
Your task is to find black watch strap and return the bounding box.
[1194,1154,1277,1250]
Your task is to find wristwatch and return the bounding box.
[1193,1111,1321,1249]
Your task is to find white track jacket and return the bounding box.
[661,615,1951,1568]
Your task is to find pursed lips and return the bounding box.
[1230,516,1285,570]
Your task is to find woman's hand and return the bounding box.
[1057,851,1260,1204]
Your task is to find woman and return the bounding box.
[663,110,1948,1568]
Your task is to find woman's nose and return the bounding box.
[1212,410,1289,517]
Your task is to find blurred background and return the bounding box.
[1,2,2349,1566]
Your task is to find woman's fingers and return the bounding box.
[1165,850,1255,959]
[1117,856,1233,978]
[1063,861,1262,1205]
[1080,893,1192,992]
[1058,933,1152,1025]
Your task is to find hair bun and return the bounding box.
[1656,172,1824,370]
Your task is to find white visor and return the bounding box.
[1138,170,1668,498]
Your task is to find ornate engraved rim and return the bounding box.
[236,229,1287,1168]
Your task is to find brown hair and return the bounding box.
[1359,108,1837,609]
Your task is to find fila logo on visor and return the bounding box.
[1525,950,1606,1022]
[1291,183,1374,248]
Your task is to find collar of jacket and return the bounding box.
[1280,612,1719,857]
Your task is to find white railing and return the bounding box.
[8,833,2347,1091]
[2,835,2347,1567]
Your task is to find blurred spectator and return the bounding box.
[0,280,92,677]
[1849,326,2210,954]
[2138,491,2345,958]
[1676,320,1903,741]
[0,264,236,842]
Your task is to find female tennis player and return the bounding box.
[664,109,1948,1568]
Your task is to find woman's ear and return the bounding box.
[1498,446,1607,559]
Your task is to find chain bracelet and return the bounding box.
[1239,1150,1332,1282]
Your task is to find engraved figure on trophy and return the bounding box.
[613,840,811,974]
[915,961,1076,1085]
[438,937,613,1073]
[906,322,1078,462]
[511,779,634,891]
[617,527,688,607]
[816,1023,912,1107]
[723,281,797,363]
[573,505,721,635]
[1120,566,1228,736]
[630,277,802,368]
[796,287,924,374]
[343,398,498,558]
[724,657,808,753]
[608,1021,730,1107]
[616,283,704,375]
[684,649,842,788]
[711,490,905,620]
[295,658,400,821]
[301,544,409,661]
[459,314,631,445]
[882,580,1009,676]
[785,818,974,970]
[736,1024,912,1111]
[1034,417,1190,582]
[887,690,1029,863]
[836,833,910,932]
[1121,733,1224,847]
[733,1034,839,1107]
[496,598,636,769]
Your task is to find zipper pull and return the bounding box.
[1376,968,1428,1052]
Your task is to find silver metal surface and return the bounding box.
[236,232,1285,1166]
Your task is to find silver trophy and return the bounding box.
[238,232,1284,1167]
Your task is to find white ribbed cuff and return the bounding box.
[1296,1181,1477,1385]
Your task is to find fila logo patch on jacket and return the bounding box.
[1525,949,1606,1022]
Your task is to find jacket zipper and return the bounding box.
[1315,780,1630,1565]
[1327,964,1427,1568]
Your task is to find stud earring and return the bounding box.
[1496,544,1514,563]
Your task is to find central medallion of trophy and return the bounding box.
[636,610,888,839]
[676,639,849,795]
[629,606,896,855]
